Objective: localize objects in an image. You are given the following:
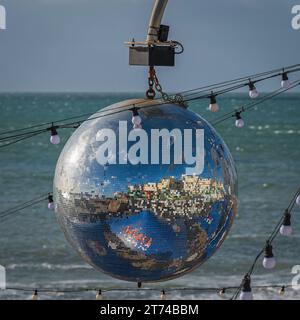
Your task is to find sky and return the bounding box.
[0,0,299,92]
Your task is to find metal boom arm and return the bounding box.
[147,0,169,42]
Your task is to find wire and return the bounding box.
[0,131,49,149]
[0,193,50,223]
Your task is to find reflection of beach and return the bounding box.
[68,175,228,220]
[55,178,236,277]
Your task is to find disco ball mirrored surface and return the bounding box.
[54,99,238,282]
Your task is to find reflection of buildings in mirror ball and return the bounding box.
[54,100,238,282]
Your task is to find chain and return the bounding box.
[146,67,185,105]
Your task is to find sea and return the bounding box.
[0,92,299,300]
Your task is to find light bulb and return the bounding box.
[131,107,142,129]
[248,81,259,99]
[249,89,259,99]
[50,127,60,145]
[235,118,244,128]
[296,195,300,206]
[48,202,55,210]
[240,275,253,300]
[280,225,292,236]
[280,210,292,236]
[209,95,219,112]
[239,291,253,300]
[96,290,103,300]
[219,288,226,297]
[160,289,167,300]
[48,195,54,210]
[50,135,60,145]
[32,290,39,300]
[234,112,245,128]
[279,286,285,296]
[281,73,290,89]
[263,241,276,269]
[263,257,276,269]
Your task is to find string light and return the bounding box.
[239,275,253,300]
[212,80,300,127]
[160,289,167,300]
[281,72,290,89]
[0,65,300,150]
[280,210,292,236]
[248,81,259,99]
[1,283,295,299]
[262,241,276,269]
[232,188,299,300]
[50,126,60,145]
[234,111,245,128]
[131,107,142,129]
[31,290,39,300]
[96,290,103,300]
[208,93,219,112]
[47,194,54,211]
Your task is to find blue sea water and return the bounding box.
[0,92,300,300]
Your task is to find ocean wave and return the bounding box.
[6,263,92,271]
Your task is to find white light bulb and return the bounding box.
[281,80,290,89]
[263,257,276,269]
[240,291,253,300]
[48,202,55,210]
[160,290,167,300]
[50,134,60,145]
[280,225,292,236]
[96,291,103,300]
[249,89,259,99]
[132,115,142,126]
[209,103,219,113]
[31,291,39,300]
[235,118,245,128]
[296,195,300,206]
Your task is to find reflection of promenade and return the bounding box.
[69,175,226,220]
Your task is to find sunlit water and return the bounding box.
[0,93,299,300]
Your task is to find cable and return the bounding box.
[0,131,49,149]
[0,193,51,223]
